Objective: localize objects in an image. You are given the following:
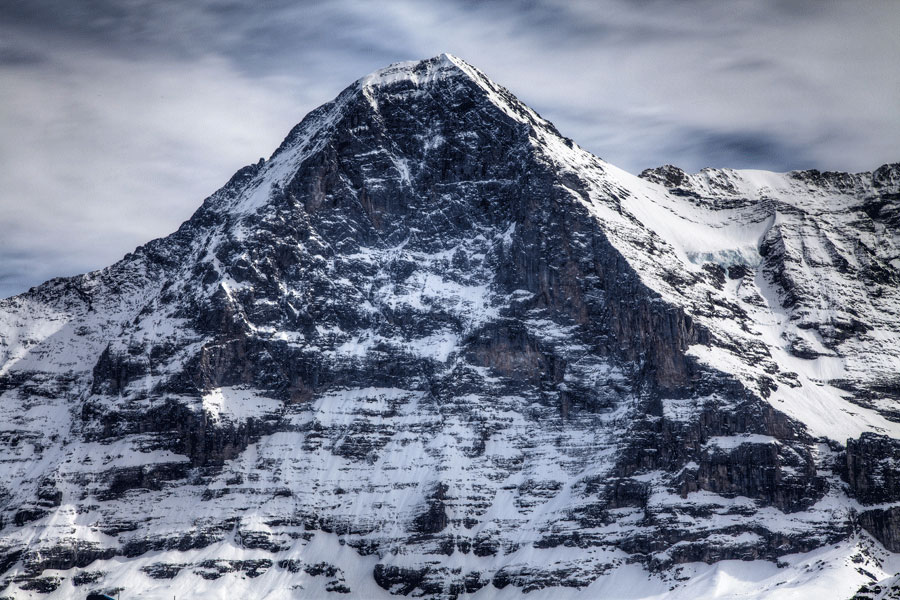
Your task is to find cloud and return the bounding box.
[0,37,309,297]
[1,0,898,297]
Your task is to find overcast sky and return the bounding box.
[1,0,899,298]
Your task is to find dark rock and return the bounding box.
[0,53,897,598]
[18,577,60,593]
[858,508,900,552]
[72,571,104,586]
[844,433,900,504]
[141,563,185,579]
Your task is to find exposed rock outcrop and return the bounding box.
[0,54,898,598]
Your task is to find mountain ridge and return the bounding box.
[1,54,900,599]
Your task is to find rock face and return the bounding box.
[0,54,899,599]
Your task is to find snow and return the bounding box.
[1,53,899,599]
[533,134,900,444]
[620,181,775,271]
[705,434,778,450]
[11,532,894,599]
[201,387,283,422]
[360,53,462,90]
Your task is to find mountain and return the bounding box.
[1,53,900,599]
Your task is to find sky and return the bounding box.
[1,0,899,298]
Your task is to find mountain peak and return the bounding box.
[354,53,553,134]
[226,54,567,218]
[4,53,900,600]
[358,53,471,90]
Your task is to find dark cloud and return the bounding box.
[0,44,47,67]
[659,128,820,174]
[1,0,898,297]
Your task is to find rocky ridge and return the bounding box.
[0,54,899,599]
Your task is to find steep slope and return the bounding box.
[639,163,900,436]
[0,54,898,599]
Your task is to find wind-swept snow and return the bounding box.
[0,54,898,599]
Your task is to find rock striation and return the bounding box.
[1,54,899,599]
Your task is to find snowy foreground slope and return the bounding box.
[1,54,900,599]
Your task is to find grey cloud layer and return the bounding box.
[1,0,898,297]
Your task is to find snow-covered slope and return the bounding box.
[1,54,899,599]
